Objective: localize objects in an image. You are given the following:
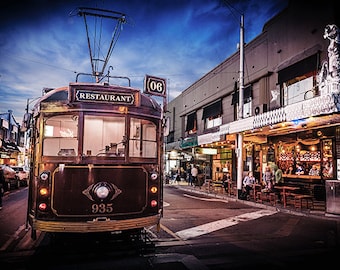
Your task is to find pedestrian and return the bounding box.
[187,163,193,186]
[273,164,283,202]
[191,165,198,186]
[0,166,6,210]
[222,171,231,192]
[243,171,256,199]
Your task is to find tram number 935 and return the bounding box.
[91,203,113,214]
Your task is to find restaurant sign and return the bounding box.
[74,89,135,105]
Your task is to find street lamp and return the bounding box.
[236,14,245,198]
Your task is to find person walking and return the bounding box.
[0,166,6,210]
[191,165,199,186]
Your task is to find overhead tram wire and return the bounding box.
[71,7,127,82]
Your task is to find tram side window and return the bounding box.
[129,118,157,158]
[43,115,78,156]
[83,115,125,156]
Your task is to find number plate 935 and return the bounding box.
[91,203,113,213]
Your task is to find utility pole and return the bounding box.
[236,14,244,198]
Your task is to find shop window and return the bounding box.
[279,53,319,106]
[322,139,334,179]
[186,112,197,134]
[205,115,222,129]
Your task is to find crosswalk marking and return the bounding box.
[175,209,277,240]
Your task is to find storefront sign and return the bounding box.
[197,132,220,145]
[180,137,197,149]
[201,148,218,155]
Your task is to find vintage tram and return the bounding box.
[24,82,164,240]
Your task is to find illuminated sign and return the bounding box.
[75,90,135,105]
[197,148,218,155]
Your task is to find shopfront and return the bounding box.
[256,126,336,200]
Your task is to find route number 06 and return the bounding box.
[144,75,166,97]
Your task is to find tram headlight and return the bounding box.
[40,172,49,181]
[95,186,110,199]
[150,172,158,181]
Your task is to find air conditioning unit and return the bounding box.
[254,104,268,115]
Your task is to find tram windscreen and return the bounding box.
[83,115,126,156]
[129,118,157,158]
[43,115,78,156]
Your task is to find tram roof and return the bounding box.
[32,82,162,118]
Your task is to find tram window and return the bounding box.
[43,115,78,156]
[83,115,126,156]
[129,118,157,158]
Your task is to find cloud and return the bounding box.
[0,0,288,123]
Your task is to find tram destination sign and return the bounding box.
[144,74,166,97]
[74,89,135,105]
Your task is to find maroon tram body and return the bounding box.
[25,82,163,239]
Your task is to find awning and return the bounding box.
[278,53,318,84]
[0,140,20,152]
[202,99,222,119]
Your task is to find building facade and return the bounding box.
[165,1,338,201]
[0,110,23,166]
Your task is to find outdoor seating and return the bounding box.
[293,194,314,210]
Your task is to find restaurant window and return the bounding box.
[185,112,197,134]
[202,99,222,129]
[279,54,319,106]
[321,139,334,179]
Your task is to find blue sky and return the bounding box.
[0,0,288,123]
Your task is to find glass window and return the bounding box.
[283,76,314,105]
[205,115,222,129]
[129,118,157,158]
[43,115,78,156]
[83,115,126,157]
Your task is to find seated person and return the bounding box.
[295,164,304,175]
[309,164,320,176]
[285,165,294,175]
[243,171,256,198]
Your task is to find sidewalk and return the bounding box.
[166,180,339,221]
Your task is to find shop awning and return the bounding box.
[202,99,222,119]
[0,140,20,152]
[278,54,318,84]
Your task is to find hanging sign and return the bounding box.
[144,75,166,97]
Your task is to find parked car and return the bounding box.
[11,166,29,187]
[0,164,19,191]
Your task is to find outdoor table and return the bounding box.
[275,186,300,208]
